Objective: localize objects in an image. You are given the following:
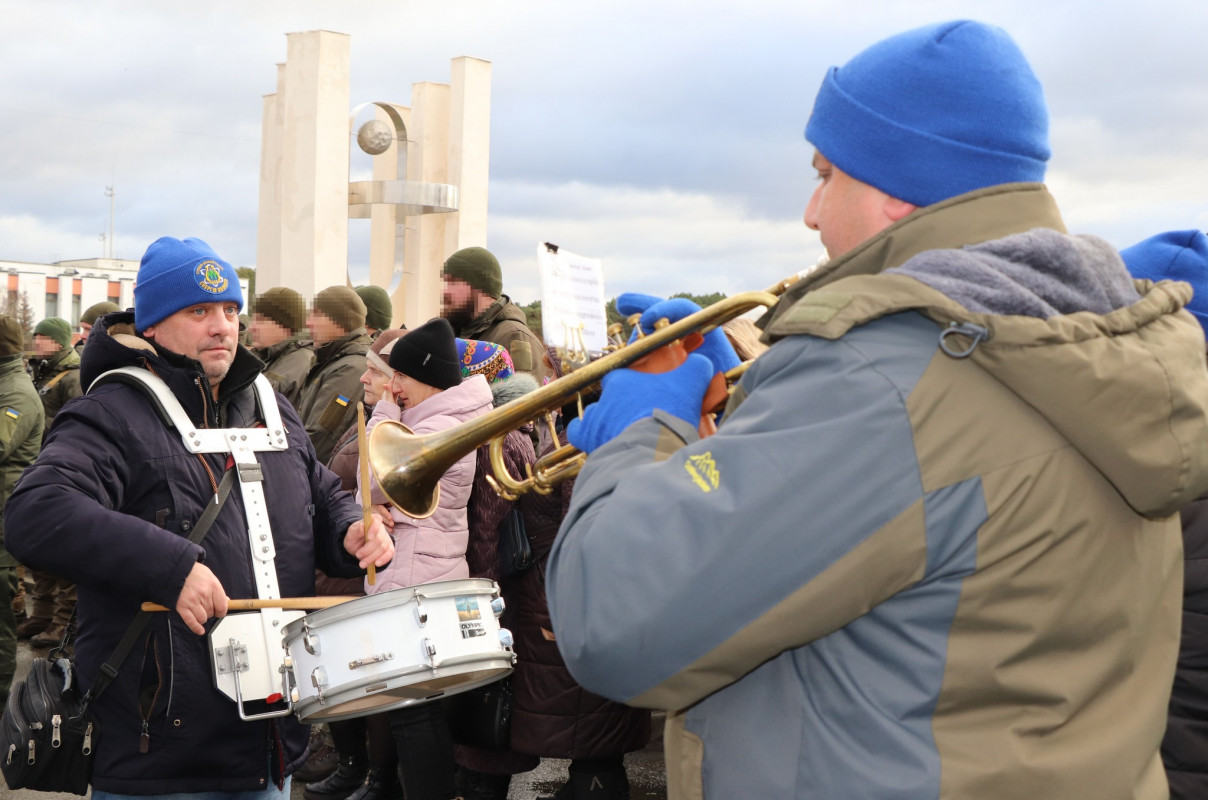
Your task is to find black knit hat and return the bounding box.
[387,318,461,390]
[441,247,502,299]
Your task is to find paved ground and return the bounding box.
[3,639,667,800]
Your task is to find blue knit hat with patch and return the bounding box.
[805,20,1050,208]
[133,236,243,332]
[1121,229,1208,336]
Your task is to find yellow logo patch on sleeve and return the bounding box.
[685,452,720,493]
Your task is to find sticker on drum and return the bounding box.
[282,578,515,723]
[457,596,486,638]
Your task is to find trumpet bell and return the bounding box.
[367,420,441,519]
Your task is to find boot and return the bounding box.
[303,756,369,800]
[294,725,339,783]
[537,767,631,800]
[30,623,67,649]
[456,766,511,800]
[346,766,404,800]
[16,617,49,640]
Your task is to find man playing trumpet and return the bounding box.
[547,20,1208,800]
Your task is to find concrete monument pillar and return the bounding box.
[257,33,490,328]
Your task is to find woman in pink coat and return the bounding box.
[359,317,494,800]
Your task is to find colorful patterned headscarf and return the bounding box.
[456,338,515,384]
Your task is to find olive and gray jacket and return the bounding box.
[294,329,370,463]
[30,345,81,445]
[547,184,1208,800]
[257,337,315,410]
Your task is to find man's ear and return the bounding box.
[884,196,918,223]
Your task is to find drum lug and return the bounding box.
[424,638,437,666]
[303,623,321,656]
[490,597,505,617]
[498,628,514,649]
[415,600,428,626]
[311,666,329,705]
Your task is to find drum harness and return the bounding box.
[92,366,300,721]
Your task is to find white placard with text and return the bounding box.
[536,243,607,356]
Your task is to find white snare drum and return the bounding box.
[282,579,515,722]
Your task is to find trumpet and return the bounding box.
[369,276,797,518]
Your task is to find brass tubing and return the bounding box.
[370,280,794,517]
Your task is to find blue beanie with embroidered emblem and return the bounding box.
[1121,229,1208,336]
[133,236,243,332]
[805,20,1050,208]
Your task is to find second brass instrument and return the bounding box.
[369,278,795,518]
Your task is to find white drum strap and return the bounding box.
[90,368,290,609]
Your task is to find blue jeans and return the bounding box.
[91,777,291,800]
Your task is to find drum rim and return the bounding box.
[293,662,514,723]
[284,578,499,636]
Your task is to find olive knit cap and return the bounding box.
[442,247,502,299]
[34,317,72,349]
[0,316,23,357]
[355,285,393,330]
[255,287,307,334]
[81,301,120,326]
[312,286,367,334]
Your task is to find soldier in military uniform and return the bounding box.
[250,286,315,409]
[440,246,549,385]
[0,314,44,704]
[294,286,371,463]
[19,316,83,648]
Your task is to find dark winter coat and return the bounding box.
[507,436,651,759]
[5,312,366,794]
[1166,491,1208,799]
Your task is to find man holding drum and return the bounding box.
[548,20,1208,800]
[6,236,393,799]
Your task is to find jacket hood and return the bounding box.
[489,372,540,409]
[765,188,1208,519]
[81,310,265,426]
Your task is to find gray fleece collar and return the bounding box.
[888,228,1141,318]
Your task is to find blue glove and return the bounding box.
[567,353,715,454]
[616,294,742,375]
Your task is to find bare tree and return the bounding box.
[1,290,36,342]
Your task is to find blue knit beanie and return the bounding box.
[134,236,243,332]
[805,20,1050,208]
[1121,230,1208,336]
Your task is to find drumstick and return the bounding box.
[140,596,359,613]
[357,403,376,586]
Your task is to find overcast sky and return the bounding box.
[2,0,1206,305]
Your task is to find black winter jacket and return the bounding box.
[6,312,366,794]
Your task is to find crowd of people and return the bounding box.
[2,16,1208,800]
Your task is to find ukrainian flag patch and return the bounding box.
[4,408,19,420]
[335,395,350,407]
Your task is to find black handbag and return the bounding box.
[1,654,94,795]
[498,506,534,578]
[1,468,236,794]
[446,677,514,751]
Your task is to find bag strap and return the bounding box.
[76,467,237,707]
